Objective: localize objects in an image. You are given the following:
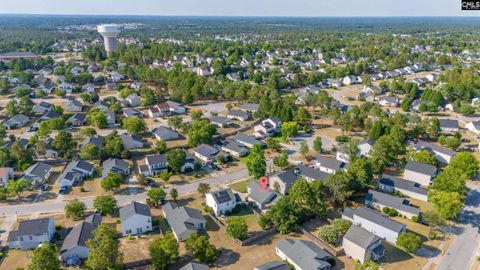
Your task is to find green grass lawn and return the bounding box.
[226,205,262,232]
[229,179,253,193]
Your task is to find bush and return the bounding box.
[335,135,350,143]
[396,232,422,252]
[318,225,339,246]
[326,258,336,267]
[412,216,419,223]
[382,207,398,217]
[55,225,62,231]
[332,219,352,235]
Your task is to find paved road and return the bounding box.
[0,167,249,217]
[436,182,480,270]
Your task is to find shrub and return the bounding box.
[318,225,339,246]
[55,225,62,231]
[335,135,350,143]
[396,232,422,252]
[412,216,419,223]
[332,219,352,235]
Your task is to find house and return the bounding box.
[58,81,73,93]
[3,138,29,151]
[123,108,143,118]
[342,75,360,85]
[152,126,180,141]
[379,174,429,202]
[343,225,385,264]
[233,133,266,148]
[194,144,219,163]
[148,101,186,117]
[254,261,290,270]
[180,262,210,270]
[67,113,87,126]
[439,119,460,133]
[60,214,102,262]
[35,137,58,159]
[247,181,283,211]
[105,80,116,90]
[8,217,56,250]
[206,188,242,216]
[378,96,399,107]
[0,167,14,187]
[126,94,141,107]
[227,109,250,121]
[342,206,406,243]
[403,160,437,186]
[411,99,430,112]
[363,85,383,95]
[466,120,480,135]
[413,141,457,164]
[240,103,260,114]
[119,201,152,236]
[221,140,249,157]
[140,154,167,176]
[269,170,299,195]
[23,162,53,185]
[365,190,421,219]
[276,238,332,270]
[293,164,330,182]
[130,81,144,90]
[3,114,29,129]
[59,160,94,188]
[209,116,231,128]
[253,117,282,138]
[80,135,104,151]
[102,158,130,178]
[65,99,83,112]
[162,202,206,242]
[31,112,61,130]
[313,156,347,174]
[82,83,95,94]
[110,72,125,82]
[358,140,374,157]
[33,101,54,114]
[120,133,144,149]
[227,72,241,82]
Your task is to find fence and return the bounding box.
[124,259,151,269]
[233,227,277,246]
[207,212,225,229]
[298,225,344,257]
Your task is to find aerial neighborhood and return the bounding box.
[0,14,478,270]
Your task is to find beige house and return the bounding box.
[343,225,385,263]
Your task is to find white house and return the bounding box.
[403,160,437,186]
[59,214,102,262]
[119,202,152,236]
[343,225,384,264]
[162,202,206,242]
[253,117,282,138]
[0,167,14,187]
[206,189,241,216]
[276,238,332,270]
[379,174,429,202]
[466,121,480,135]
[365,190,421,220]
[8,217,56,250]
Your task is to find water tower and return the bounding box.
[97,24,121,54]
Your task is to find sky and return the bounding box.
[0,0,477,17]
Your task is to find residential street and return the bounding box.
[436,182,480,270]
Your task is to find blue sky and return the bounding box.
[0,0,476,16]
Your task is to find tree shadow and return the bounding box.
[416,245,441,258]
[380,241,413,264]
[175,197,196,207]
[214,247,240,267]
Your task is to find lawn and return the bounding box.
[228,179,252,193]
[0,249,33,270]
[225,205,262,232]
[380,241,427,270]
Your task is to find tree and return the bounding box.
[299,141,309,158]
[313,137,323,153]
[342,139,360,162]
[87,108,108,128]
[267,138,281,152]
[396,232,422,252]
[449,152,479,178]
[197,183,211,197]
[318,225,339,246]
[149,233,180,270]
[185,233,218,263]
[259,197,302,233]
[154,140,167,154]
[281,121,298,139]
[414,150,437,166]
[167,115,183,131]
[7,179,31,198]
[53,131,75,158]
[187,120,216,147]
[6,99,18,117]
[160,170,172,182]
[288,178,328,218]
[345,158,373,192]
[147,187,166,205]
[65,199,86,220]
[122,117,147,135]
[28,242,61,270]
[86,224,123,270]
[332,219,352,235]
[245,144,266,179]
[101,172,123,191]
[166,148,186,173]
[273,150,289,169]
[191,110,204,121]
[11,140,33,169]
[170,188,178,201]
[432,167,467,195]
[226,217,248,240]
[18,96,34,115]
[429,190,464,220]
[325,172,349,205]
[94,195,117,215]
[81,144,100,160]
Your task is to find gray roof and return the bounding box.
[119,133,143,149]
[439,119,459,129]
[222,140,249,155]
[276,238,331,270]
[14,217,53,237]
[84,213,103,227]
[179,262,210,270]
[294,164,330,181]
[194,144,219,157]
[210,188,237,204]
[248,181,282,205]
[162,202,205,239]
[405,160,437,176]
[120,201,151,220]
[366,190,421,216]
[228,109,249,118]
[273,170,299,187]
[81,135,104,150]
[344,225,382,249]
[240,103,259,111]
[59,159,94,182]
[152,126,180,141]
[146,154,167,165]
[67,113,87,123]
[414,141,457,159]
[345,206,406,233]
[234,133,266,147]
[60,221,98,253]
[24,162,52,180]
[255,261,290,270]
[102,158,129,178]
[380,174,428,196]
[316,155,344,171]
[210,116,230,125]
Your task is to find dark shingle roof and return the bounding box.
[24,162,52,180]
[348,206,406,233]
[439,119,459,129]
[179,262,210,270]
[16,218,53,237]
[344,225,382,249]
[234,133,266,147]
[145,154,167,165]
[120,201,151,220]
[60,221,97,252]
[366,190,421,216]
[315,155,344,171]
[294,164,330,181]
[255,261,290,270]
[276,238,331,270]
[162,202,205,239]
[210,189,236,204]
[380,174,428,196]
[194,144,218,157]
[405,160,437,176]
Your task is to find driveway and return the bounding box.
[436,182,480,270]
